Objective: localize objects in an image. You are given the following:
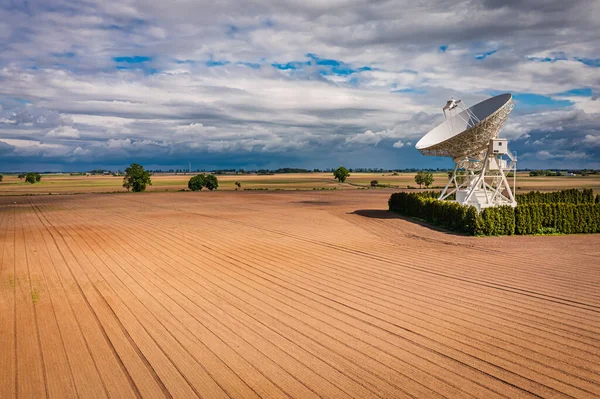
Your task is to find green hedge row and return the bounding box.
[388,192,479,235]
[477,206,516,236]
[514,203,600,234]
[389,189,600,236]
[516,188,594,204]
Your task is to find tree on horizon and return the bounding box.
[123,163,152,192]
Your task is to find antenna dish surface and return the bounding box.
[416,93,513,159]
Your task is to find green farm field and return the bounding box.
[1,172,599,195]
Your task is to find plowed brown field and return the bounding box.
[1,190,599,398]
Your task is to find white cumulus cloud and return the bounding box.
[45,125,80,138]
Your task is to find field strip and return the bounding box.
[36,202,474,398]
[31,202,224,398]
[0,205,16,398]
[200,212,600,306]
[155,192,599,279]
[30,202,168,398]
[38,201,396,399]
[26,204,111,398]
[83,197,600,340]
[58,197,600,376]
[4,193,598,399]
[87,196,600,331]
[56,204,425,399]
[186,196,600,292]
[83,198,600,398]
[115,223,596,398]
[50,199,592,396]
[21,206,76,398]
[116,195,600,306]
[14,206,48,398]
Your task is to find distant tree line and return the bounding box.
[529,170,564,177]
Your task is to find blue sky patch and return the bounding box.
[392,88,427,94]
[528,54,568,63]
[556,88,592,97]
[206,60,230,67]
[272,61,308,70]
[440,45,448,52]
[475,49,497,60]
[251,53,376,76]
[575,57,600,67]
[307,54,340,66]
[512,93,573,108]
[114,56,152,63]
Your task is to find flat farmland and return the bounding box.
[1,190,599,398]
[1,172,600,195]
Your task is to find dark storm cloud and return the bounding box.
[0,140,15,155]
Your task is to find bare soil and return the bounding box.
[1,190,599,398]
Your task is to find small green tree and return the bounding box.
[423,172,434,188]
[188,174,206,191]
[0,175,3,182]
[415,171,434,188]
[204,174,219,191]
[235,181,242,190]
[122,163,152,192]
[35,173,42,182]
[25,172,37,184]
[333,166,350,183]
[414,171,425,188]
[18,173,25,180]
[370,180,378,188]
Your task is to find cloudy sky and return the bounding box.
[1,0,599,172]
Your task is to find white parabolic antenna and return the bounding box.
[416,93,517,211]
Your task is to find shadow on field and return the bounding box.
[294,200,332,205]
[351,209,400,219]
[351,209,468,237]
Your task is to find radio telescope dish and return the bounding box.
[415,93,517,211]
[416,93,513,159]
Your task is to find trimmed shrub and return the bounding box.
[480,206,515,235]
[516,188,594,205]
[388,191,478,235]
[513,203,600,235]
[389,189,599,236]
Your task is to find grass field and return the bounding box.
[1,172,599,195]
[1,190,599,398]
